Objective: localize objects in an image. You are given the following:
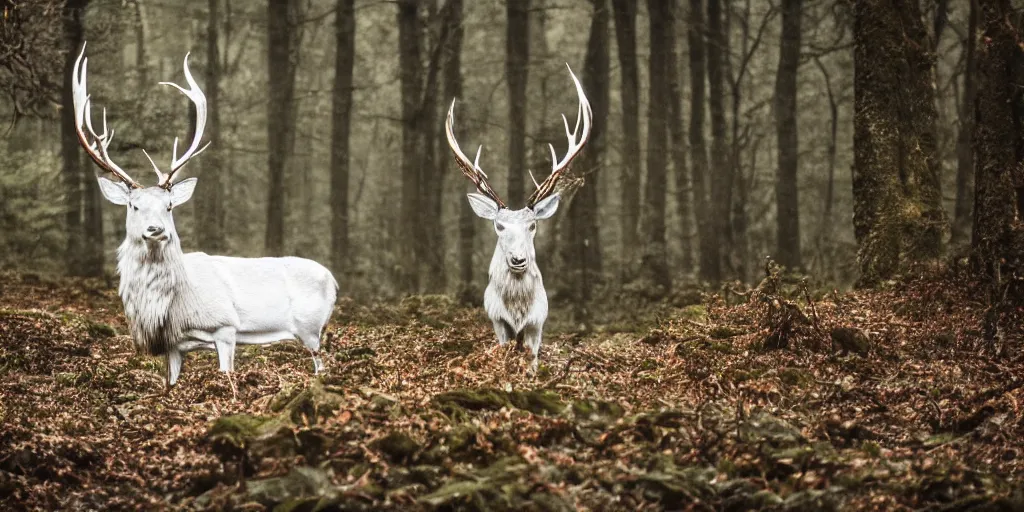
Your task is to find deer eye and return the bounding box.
[167,204,173,212]
[529,223,536,231]
[131,204,138,211]
[495,223,505,232]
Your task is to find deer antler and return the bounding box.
[526,64,592,208]
[445,100,507,209]
[72,43,143,190]
[147,52,211,189]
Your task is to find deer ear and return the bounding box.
[467,193,499,220]
[96,177,130,205]
[532,193,560,219]
[169,177,198,207]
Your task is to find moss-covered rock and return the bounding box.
[432,388,566,417]
[271,382,346,424]
[244,466,334,508]
[371,431,420,463]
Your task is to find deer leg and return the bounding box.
[492,319,513,346]
[298,330,325,375]
[212,327,237,373]
[213,327,238,399]
[523,325,542,376]
[166,348,185,387]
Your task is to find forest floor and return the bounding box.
[1,264,1023,511]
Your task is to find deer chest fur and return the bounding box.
[486,264,542,334]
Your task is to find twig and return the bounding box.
[540,356,577,389]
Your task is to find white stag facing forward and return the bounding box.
[445,65,592,373]
[73,44,338,390]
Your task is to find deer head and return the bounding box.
[446,65,592,275]
[72,43,209,247]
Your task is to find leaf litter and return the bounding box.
[0,266,1023,511]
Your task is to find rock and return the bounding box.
[432,388,566,416]
[244,466,333,507]
[372,432,420,463]
[831,327,870,355]
[271,382,346,424]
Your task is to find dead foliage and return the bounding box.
[0,266,1023,510]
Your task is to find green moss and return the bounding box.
[779,367,814,388]
[507,390,566,416]
[445,423,479,454]
[679,304,707,321]
[861,441,882,458]
[271,382,346,424]
[709,325,744,339]
[86,321,117,339]
[571,399,625,422]
[372,432,420,463]
[207,414,284,450]
[244,466,333,507]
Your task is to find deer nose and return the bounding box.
[146,226,164,236]
[510,256,526,266]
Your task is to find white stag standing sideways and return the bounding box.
[445,65,592,374]
[72,44,338,392]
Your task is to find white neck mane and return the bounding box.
[489,249,541,328]
[116,236,196,356]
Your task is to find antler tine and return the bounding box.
[527,64,592,207]
[71,43,143,189]
[156,52,211,189]
[445,100,506,208]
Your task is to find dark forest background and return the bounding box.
[0,0,1018,319]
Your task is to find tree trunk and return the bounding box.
[972,0,1024,282]
[666,0,691,272]
[775,0,802,271]
[397,0,422,293]
[505,0,530,207]
[133,0,148,88]
[814,57,838,245]
[330,0,355,283]
[639,0,672,294]
[563,0,609,325]
[197,0,225,253]
[953,0,978,245]
[852,0,943,286]
[441,0,465,296]
[62,0,87,276]
[443,1,473,300]
[707,0,729,280]
[611,0,641,268]
[689,0,717,283]
[419,3,447,292]
[265,0,299,257]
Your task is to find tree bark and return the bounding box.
[775,0,802,271]
[197,0,225,253]
[852,0,943,286]
[330,0,355,282]
[440,0,465,296]
[639,0,672,293]
[611,0,641,267]
[563,0,609,324]
[506,0,530,207]
[441,1,473,299]
[953,0,978,245]
[416,2,445,292]
[972,0,1024,283]
[397,0,422,293]
[707,0,729,280]
[688,0,717,283]
[62,0,87,276]
[666,0,692,271]
[265,0,299,257]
